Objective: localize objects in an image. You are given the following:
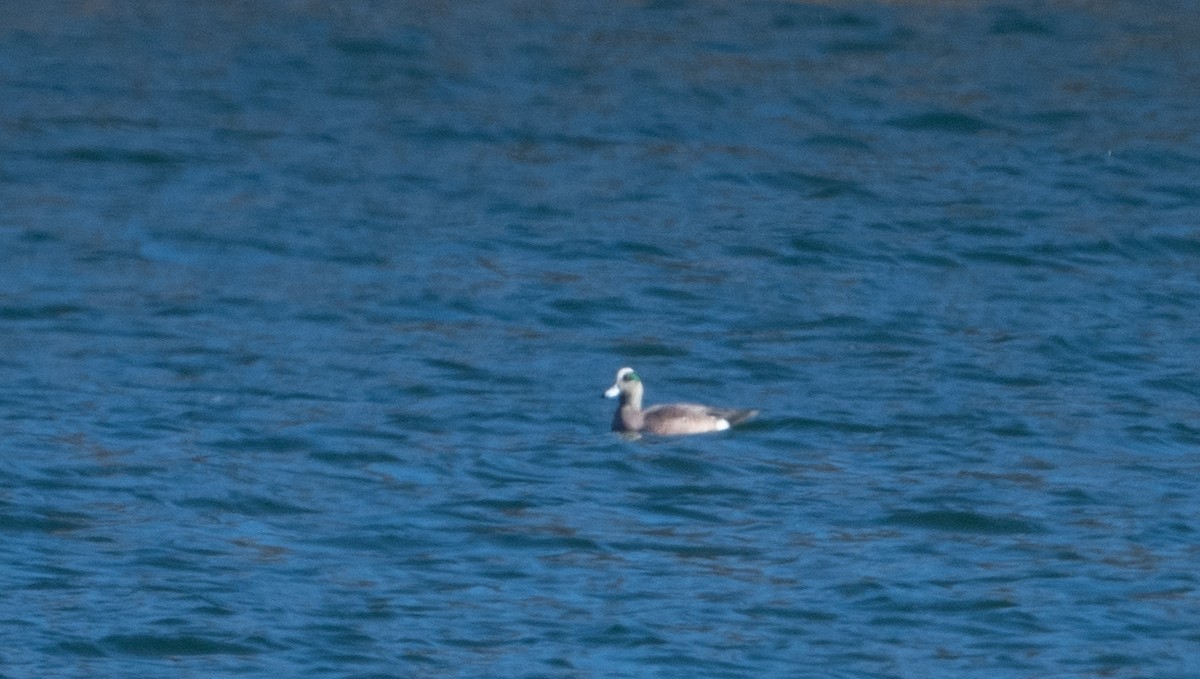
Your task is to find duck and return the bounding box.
[604,367,758,435]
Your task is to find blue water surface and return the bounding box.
[2,1,1199,677]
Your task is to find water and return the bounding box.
[3,1,1199,677]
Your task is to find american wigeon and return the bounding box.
[604,367,758,435]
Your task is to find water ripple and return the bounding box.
[3,1,1200,677]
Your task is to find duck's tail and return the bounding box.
[715,408,758,427]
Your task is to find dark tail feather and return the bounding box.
[717,409,758,427]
